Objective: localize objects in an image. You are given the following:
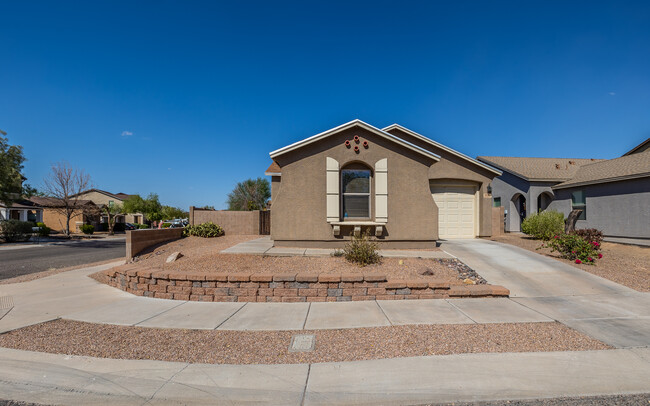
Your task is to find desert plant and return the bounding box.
[36,222,51,237]
[521,210,565,240]
[80,224,95,235]
[183,222,224,238]
[544,233,601,265]
[0,219,34,242]
[331,249,344,257]
[343,232,381,266]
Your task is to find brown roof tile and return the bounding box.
[554,150,650,189]
[477,156,602,181]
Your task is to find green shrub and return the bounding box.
[36,222,51,237]
[138,224,149,229]
[521,210,565,240]
[80,224,95,235]
[343,232,381,266]
[544,233,602,265]
[0,220,34,242]
[183,222,224,238]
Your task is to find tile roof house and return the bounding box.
[28,196,99,233]
[476,156,602,232]
[266,119,501,247]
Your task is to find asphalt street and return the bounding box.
[0,239,125,280]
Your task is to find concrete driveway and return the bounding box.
[441,239,650,348]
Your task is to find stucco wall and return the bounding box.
[189,207,261,235]
[126,228,183,259]
[271,127,439,247]
[492,206,505,236]
[42,208,86,233]
[548,177,650,239]
[488,173,558,232]
[386,128,498,237]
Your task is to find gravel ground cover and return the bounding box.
[124,235,471,283]
[427,393,650,405]
[488,234,650,292]
[0,319,609,365]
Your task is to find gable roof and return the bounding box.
[74,189,128,201]
[269,119,441,161]
[383,124,502,176]
[477,156,601,182]
[623,138,650,156]
[264,161,282,176]
[553,150,650,189]
[28,196,96,208]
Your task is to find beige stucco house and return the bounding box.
[266,120,502,248]
[74,189,145,224]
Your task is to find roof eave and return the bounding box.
[553,172,650,190]
[269,119,440,162]
[384,124,502,176]
[265,172,281,176]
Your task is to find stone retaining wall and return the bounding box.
[103,267,510,302]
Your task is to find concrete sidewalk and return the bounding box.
[221,236,453,258]
[0,347,649,405]
[1,240,649,349]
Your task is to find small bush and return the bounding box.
[573,228,603,246]
[80,224,95,235]
[544,233,601,265]
[331,249,344,257]
[138,224,149,229]
[183,222,224,238]
[0,220,34,242]
[343,232,381,266]
[521,210,565,240]
[36,222,51,237]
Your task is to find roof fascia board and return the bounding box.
[265,172,282,176]
[553,172,650,190]
[623,139,650,156]
[269,119,440,161]
[384,124,502,176]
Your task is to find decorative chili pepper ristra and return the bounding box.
[345,140,351,148]
[354,145,360,153]
[363,141,369,148]
[354,135,360,143]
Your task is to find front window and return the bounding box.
[341,168,370,219]
[571,190,586,220]
[492,197,501,207]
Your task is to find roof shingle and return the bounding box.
[553,150,650,189]
[477,156,602,181]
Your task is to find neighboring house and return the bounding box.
[0,199,43,222]
[476,156,601,232]
[74,189,146,224]
[28,196,99,233]
[265,119,502,248]
[548,144,650,239]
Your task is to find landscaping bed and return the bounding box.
[94,236,509,302]
[488,234,650,292]
[0,319,609,365]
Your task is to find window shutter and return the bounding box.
[375,158,387,223]
[326,157,339,222]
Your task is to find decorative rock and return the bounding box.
[166,252,183,263]
[463,278,476,285]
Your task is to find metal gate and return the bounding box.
[259,210,271,235]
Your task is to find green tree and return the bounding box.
[161,205,187,220]
[0,132,27,206]
[226,178,270,211]
[122,193,164,223]
[103,202,124,235]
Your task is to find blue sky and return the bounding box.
[1,1,649,209]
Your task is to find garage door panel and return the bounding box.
[431,185,476,239]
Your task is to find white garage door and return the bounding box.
[431,185,476,239]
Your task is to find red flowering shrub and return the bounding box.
[543,233,600,265]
